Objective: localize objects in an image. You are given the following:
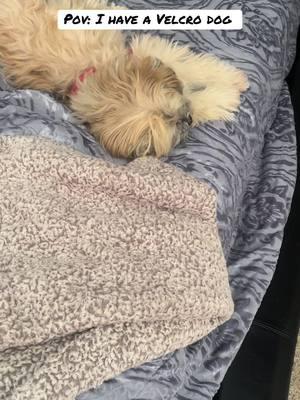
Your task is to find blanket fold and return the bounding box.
[0,136,233,400]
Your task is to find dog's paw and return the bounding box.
[234,70,249,92]
[190,85,243,124]
[221,66,249,93]
[213,91,242,121]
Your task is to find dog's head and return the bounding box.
[70,54,192,158]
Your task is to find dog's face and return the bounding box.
[72,54,192,158]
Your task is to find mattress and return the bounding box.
[0,0,299,399]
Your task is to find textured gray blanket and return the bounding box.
[0,0,298,399]
[0,136,233,400]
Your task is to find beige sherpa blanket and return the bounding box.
[0,136,233,400]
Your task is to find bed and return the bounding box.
[0,0,299,399]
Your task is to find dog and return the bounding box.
[0,0,249,158]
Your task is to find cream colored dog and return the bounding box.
[0,0,249,158]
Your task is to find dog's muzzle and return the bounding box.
[182,114,193,126]
[176,113,193,144]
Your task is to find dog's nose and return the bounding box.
[183,114,193,126]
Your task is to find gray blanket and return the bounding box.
[0,0,298,399]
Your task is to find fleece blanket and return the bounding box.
[0,136,233,400]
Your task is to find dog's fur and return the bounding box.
[0,0,249,158]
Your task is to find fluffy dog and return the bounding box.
[0,0,249,158]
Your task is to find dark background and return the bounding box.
[214,28,300,400]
